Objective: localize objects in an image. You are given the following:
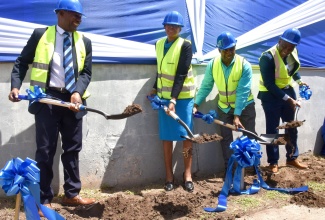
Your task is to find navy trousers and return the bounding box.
[35,90,83,204]
[261,88,299,165]
[217,102,257,167]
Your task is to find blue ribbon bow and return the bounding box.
[299,85,312,100]
[147,95,168,110]
[18,85,48,106]
[0,157,64,220]
[204,136,308,212]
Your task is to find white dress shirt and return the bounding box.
[49,25,74,88]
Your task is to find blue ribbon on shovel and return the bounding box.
[299,85,312,100]
[146,95,168,110]
[204,136,308,212]
[21,85,48,105]
[0,157,64,220]
[194,110,218,124]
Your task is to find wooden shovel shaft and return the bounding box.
[18,95,141,120]
[14,193,21,220]
[213,119,268,143]
[213,119,237,130]
[39,98,73,108]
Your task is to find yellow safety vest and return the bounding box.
[30,25,90,99]
[212,54,253,108]
[156,37,195,99]
[259,45,300,91]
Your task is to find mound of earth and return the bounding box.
[1,152,325,219]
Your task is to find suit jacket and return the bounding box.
[11,27,92,118]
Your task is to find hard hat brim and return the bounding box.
[280,37,298,45]
[217,41,237,50]
[162,22,184,27]
[54,9,86,18]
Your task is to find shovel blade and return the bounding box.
[181,133,223,144]
[259,134,287,145]
[105,112,140,120]
[181,135,199,143]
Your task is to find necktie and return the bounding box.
[63,32,76,93]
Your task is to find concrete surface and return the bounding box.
[237,204,325,220]
[0,62,324,196]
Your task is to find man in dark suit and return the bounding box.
[8,0,95,209]
[258,28,308,174]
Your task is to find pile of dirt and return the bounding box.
[191,133,223,144]
[277,120,305,129]
[122,104,142,116]
[1,152,325,219]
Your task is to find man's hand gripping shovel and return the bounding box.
[194,111,287,145]
[147,95,222,144]
[277,85,311,130]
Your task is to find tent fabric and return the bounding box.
[186,0,206,61]
[202,0,325,68]
[0,0,324,67]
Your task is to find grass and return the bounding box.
[307,181,325,192]
[265,190,290,200]
[124,190,135,195]
[234,196,261,211]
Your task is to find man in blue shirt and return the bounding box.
[193,31,256,170]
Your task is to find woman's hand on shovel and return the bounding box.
[166,100,176,115]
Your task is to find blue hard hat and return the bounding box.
[54,0,85,16]
[162,11,184,27]
[216,31,237,50]
[280,28,301,45]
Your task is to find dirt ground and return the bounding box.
[1,152,325,220]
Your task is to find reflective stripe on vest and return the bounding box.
[259,45,300,91]
[212,54,253,108]
[156,37,195,99]
[30,25,90,98]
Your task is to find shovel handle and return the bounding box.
[213,119,268,142]
[18,95,87,110]
[164,106,194,138]
[14,193,21,220]
[213,119,237,130]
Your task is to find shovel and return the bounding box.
[18,95,142,120]
[163,106,199,141]
[194,112,286,145]
[277,99,305,129]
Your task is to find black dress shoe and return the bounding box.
[184,181,194,192]
[183,172,194,192]
[164,181,174,191]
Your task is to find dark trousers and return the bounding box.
[35,91,83,204]
[261,88,299,165]
[217,102,257,167]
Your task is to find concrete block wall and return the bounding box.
[0,62,324,196]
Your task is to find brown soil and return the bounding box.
[191,133,223,144]
[1,153,325,220]
[122,104,142,116]
[277,120,305,129]
[272,135,288,145]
